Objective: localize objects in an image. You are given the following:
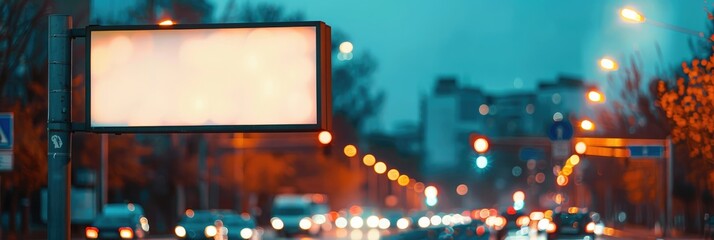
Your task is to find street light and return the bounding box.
[397,175,410,186]
[620,8,645,22]
[587,90,605,103]
[362,154,376,166]
[344,145,357,157]
[619,7,704,38]
[575,141,587,154]
[374,162,387,174]
[599,58,618,71]
[387,169,400,181]
[580,120,595,131]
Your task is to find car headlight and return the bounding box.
[396,218,410,230]
[546,222,557,233]
[240,228,253,239]
[205,225,217,237]
[174,226,186,237]
[350,216,364,228]
[118,227,134,239]
[586,222,595,233]
[85,227,99,239]
[271,217,284,230]
[299,217,313,230]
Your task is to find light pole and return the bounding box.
[620,7,705,38]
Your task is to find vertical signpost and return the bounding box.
[48,15,332,239]
[0,113,13,239]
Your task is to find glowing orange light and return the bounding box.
[599,57,619,71]
[620,8,645,22]
[575,141,587,154]
[588,90,604,102]
[387,169,400,181]
[158,19,175,26]
[556,175,568,186]
[580,120,595,131]
[456,184,468,196]
[474,138,489,153]
[562,166,573,176]
[374,162,387,174]
[344,145,357,157]
[397,175,410,186]
[318,131,332,145]
[568,155,581,166]
[363,154,376,166]
[414,182,425,193]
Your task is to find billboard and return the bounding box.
[86,22,331,133]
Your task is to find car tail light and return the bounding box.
[586,222,595,233]
[85,227,99,239]
[119,227,134,239]
[476,226,485,236]
[546,222,557,233]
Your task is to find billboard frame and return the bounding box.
[84,21,332,133]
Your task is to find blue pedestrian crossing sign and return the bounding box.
[0,113,13,150]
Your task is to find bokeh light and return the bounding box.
[374,162,387,174]
[362,154,376,166]
[343,145,357,157]
[456,184,468,196]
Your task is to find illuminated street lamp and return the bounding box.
[344,145,357,157]
[587,90,605,103]
[620,8,645,22]
[575,141,587,154]
[387,169,400,181]
[397,175,410,186]
[362,154,376,166]
[580,120,595,131]
[599,58,618,71]
[374,162,387,174]
[339,41,354,54]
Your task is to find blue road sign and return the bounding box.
[548,120,573,141]
[628,146,664,158]
[0,113,12,150]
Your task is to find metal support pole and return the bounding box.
[664,137,673,237]
[198,136,208,209]
[48,15,72,240]
[98,134,107,213]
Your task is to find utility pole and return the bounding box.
[48,15,73,240]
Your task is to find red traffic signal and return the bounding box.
[470,134,490,154]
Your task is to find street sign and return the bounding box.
[548,120,573,141]
[628,145,664,158]
[0,151,12,171]
[0,113,12,149]
[86,22,332,133]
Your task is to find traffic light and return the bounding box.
[470,134,490,154]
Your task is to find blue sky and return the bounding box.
[224,0,706,131]
[101,0,709,131]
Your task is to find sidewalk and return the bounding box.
[606,224,702,240]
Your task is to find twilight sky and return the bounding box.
[98,0,710,132]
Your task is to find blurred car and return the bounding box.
[547,208,596,239]
[223,212,259,240]
[495,207,528,239]
[270,194,318,237]
[85,203,149,239]
[174,209,233,240]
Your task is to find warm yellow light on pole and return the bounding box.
[318,131,332,145]
[599,58,619,71]
[387,169,400,181]
[344,145,357,157]
[374,162,387,174]
[580,120,595,131]
[568,155,581,166]
[339,41,354,54]
[556,175,569,186]
[587,90,604,103]
[397,175,410,186]
[575,141,587,154]
[620,8,645,22]
[362,154,376,166]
